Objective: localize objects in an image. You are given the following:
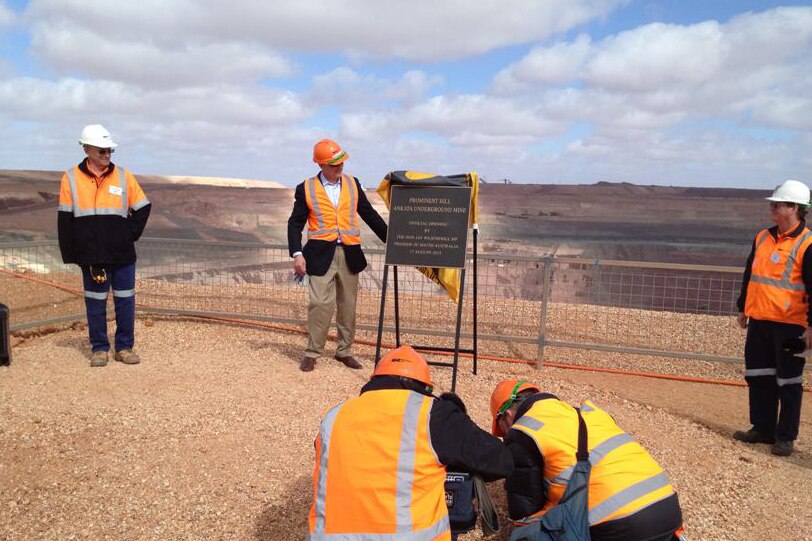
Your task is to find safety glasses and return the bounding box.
[96,148,115,155]
[497,380,526,416]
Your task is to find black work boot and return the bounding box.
[771,440,794,457]
[733,428,775,444]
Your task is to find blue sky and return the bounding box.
[0,1,810,188]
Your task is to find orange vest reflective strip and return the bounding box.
[59,166,150,217]
[304,174,361,244]
[512,399,674,526]
[309,390,450,540]
[745,227,812,326]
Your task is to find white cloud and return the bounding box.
[493,34,592,91]
[0,2,14,27]
[0,77,308,127]
[30,24,294,87]
[309,68,442,108]
[493,6,812,133]
[25,0,627,61]
[341,94,564,144]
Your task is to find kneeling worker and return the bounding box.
[491,379,685,541]
[308,345,513,540]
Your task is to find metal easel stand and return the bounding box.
[374,227,479,393]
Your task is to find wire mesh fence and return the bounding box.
[0,238,746,365]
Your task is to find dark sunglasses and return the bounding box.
[95,147,115,154]
[769,201,794,208]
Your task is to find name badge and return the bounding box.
[108,185,123,197]
[771,252,781,264]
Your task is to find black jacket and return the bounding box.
[361,376,514,482]
[57,160,151,265]
[737,221,812,326]
[287,175,387,276]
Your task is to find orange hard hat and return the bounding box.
[313,139,349,165]
[490,378,540,437]
[372,345,433,387]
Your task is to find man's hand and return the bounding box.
[736,312,748,329]
[803,327,812,349]
[293,254,306,277]
[439,392,467,414]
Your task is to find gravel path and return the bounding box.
[1,318,811,540]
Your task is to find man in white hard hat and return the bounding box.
[58,125,151,367]
[735,179,811,456]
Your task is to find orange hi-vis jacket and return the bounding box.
[308,389,451,541]
[57,163,150,265]
[745,226,812,326]
[304,174,362,245]
[59,165,148,219]
[512,399,675,527]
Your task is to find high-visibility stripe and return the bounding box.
[313,404,342,535]
[777,376,804,386]
[750,230,812,291]
[749,275,806,291]
[112,289,135,298]
[396,393,424,532]
[307,177,328,233]
[546,433,634,486]
[73,207,128,217]
[344,174,360,234]
[118,168,128,215]
[580,403,595,413]
[58,204,73,212]
[131,198,150,211]
[745,368,777,377]
[309,228,339,237]
[754,230,770,251]
[588,472,672,525]
[84,291,108,300]
[67,169,79,216]
[783,231,812,281]
[308,516,450,541]
[514,417,544,431]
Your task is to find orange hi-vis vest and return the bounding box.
[58,165,149,218]
[745,226,812,326]
[304,174,362,245]
[512,399,675,526]
[308,389,450,541]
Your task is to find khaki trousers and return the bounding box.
[305,246,359,358]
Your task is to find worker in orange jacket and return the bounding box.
[58,124,151,368]
[287,139,387,372]
[308,345,513,540]
[490,379,684,541]
[735,179,812,457]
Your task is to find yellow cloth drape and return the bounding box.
[376,171,479,303]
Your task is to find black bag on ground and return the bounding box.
[445,471,476,534]
[509,408,592,541]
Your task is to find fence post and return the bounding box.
[536,257,554,369]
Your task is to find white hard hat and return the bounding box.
[78,124,117,149]
[766,179,810,206]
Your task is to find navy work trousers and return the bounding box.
[81,262,136,353]
[744,318,806,441]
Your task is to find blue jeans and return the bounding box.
[81,262,136,352]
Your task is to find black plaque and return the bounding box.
[385,185,471,268]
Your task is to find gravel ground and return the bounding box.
[1,318,811,541]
